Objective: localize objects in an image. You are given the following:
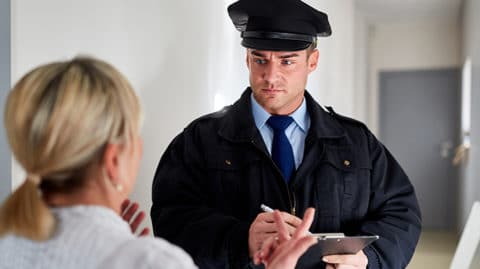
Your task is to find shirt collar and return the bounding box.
[251,93,271,130]
[250,93,308,132]
[290,97,309,133]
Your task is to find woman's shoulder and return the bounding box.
[98,236,197,269]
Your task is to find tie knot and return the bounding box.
[267,115,294,131]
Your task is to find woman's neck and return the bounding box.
[44,183,121,214]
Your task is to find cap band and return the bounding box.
[241,31,315,43]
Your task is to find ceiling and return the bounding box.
[355,0,464,23]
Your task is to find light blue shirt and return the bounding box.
[250,93,311,169]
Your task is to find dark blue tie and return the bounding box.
[267,115,295,182]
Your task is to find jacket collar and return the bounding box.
[218,88,259,143]
[218,88,346,142]
[303,90,347,140]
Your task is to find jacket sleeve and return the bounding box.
[360,130,422,269]
[151,130,251,269]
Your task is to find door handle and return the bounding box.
[453,143,470,166]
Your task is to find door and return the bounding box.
[379,69,460,230]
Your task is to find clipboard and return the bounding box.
[296,234,379,268]
[311,234,379,256]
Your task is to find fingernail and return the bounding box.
[322,257,328,262]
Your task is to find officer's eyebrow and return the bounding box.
[250,51,299,59]
[279,53,299,59]
[251,51,266,57]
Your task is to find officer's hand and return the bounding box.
[121,199,150,236]
[253,208,316,269]
[323,251,368,269]
[248,210,302,258]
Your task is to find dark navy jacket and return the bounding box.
[151,88,422,269]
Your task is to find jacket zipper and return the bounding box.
[250,140,296,216]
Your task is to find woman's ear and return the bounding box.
[103,143,123,191]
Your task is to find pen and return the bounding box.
[260,204,312,235]
[260,204,274,213]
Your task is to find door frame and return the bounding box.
[1,0,11,202]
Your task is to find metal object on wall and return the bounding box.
[453,138,471,166]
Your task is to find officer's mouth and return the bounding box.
[262,88,284,94]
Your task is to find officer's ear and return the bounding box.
[245,49,251,67]
[307,49,319,73]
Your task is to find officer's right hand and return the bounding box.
[253,208,316,269]
[248,211,303,258]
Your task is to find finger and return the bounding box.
[273,210,290,241]
[255,235,277,263]
[253,245,265,265]
[334,265,356,269]
[263,235,315,268]
[280,212,303,227]
[121,199,131,213]
[272,211,299,238]
[255,212,276,223]
[292,208,315,239]
[253,251,262,265]
[325,264,336,269]
[260,211,301,232]
[322,254,354,265]
[139,227,150,237]
[287,236,317,259]
[252,218,282,234]
[322,254,343,264]
[122,202,139,222]
[323,251,368,267]
[284,223,299,236]
[130,211,145,232]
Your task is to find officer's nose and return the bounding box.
[263,63,280,86]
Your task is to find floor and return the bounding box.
[408,230,459,269]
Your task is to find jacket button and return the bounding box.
[225,160,232,165]
[344,160,351,167]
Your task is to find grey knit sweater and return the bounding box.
[0,205,197,269]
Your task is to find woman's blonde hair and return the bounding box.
[0,56,142,241]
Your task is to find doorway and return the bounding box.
[379,69,460,229]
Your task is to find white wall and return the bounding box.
[305,0,356,117]
[368,19,461,134]
[460,0,480,230]
[353,11,369,124]
[10,0,358,231]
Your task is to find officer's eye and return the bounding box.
[282,59,293,65]
[254,58,267,65]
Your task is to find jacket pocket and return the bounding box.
[314,146,372,229]
[206,148,261,171]
[205,149,261,215]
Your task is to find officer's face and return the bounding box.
[246,48,318,115]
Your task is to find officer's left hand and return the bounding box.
[322,251,368,269]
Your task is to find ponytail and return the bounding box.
[0,177,55,241]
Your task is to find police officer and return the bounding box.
[151,0,421,268]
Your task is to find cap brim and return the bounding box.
[242,38,311,51]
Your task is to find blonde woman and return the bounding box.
[0,57,196,269]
